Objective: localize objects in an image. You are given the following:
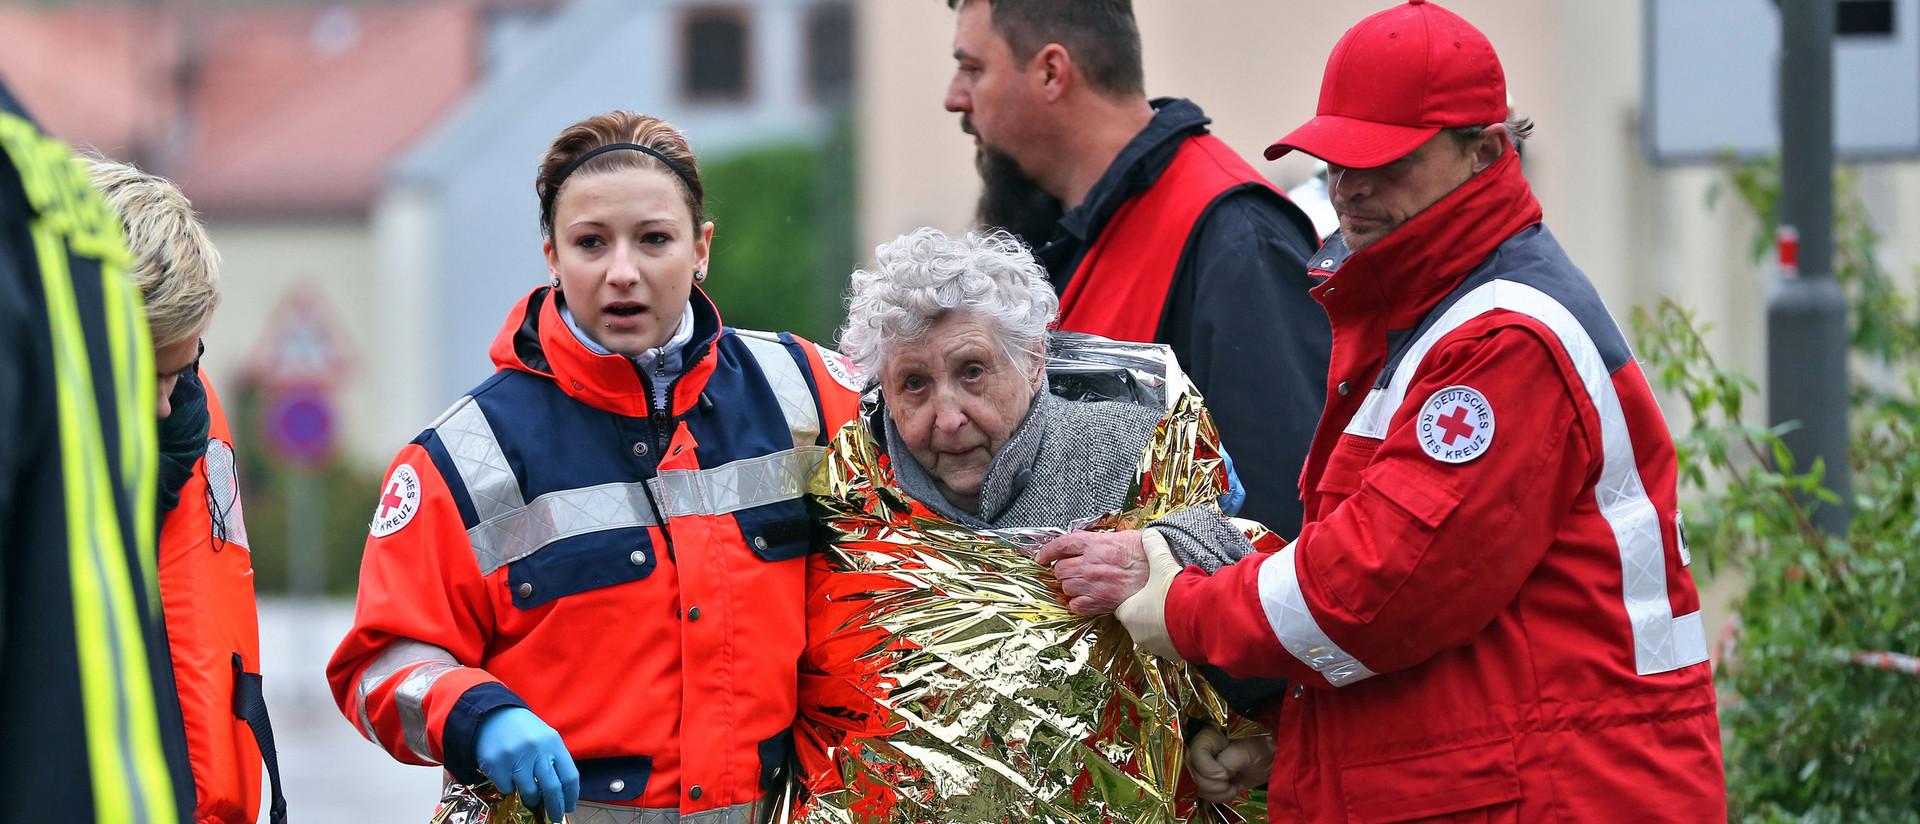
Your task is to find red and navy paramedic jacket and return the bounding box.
[328,285,860,819]
[1162,151,1726,823]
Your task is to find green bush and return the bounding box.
[1633,159,1920,824]
[700,119,858,345]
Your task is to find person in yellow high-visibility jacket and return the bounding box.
[0,77,189,824]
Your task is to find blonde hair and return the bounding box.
[86,158,221,347]
[536,111,705,239]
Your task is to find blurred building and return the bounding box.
[374,0,855,457]
[0,0,541,472]
[0,0,853,471]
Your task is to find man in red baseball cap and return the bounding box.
[1046,2,1729,821]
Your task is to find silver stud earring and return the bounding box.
[550,277,560,289]
[693,269,706,282]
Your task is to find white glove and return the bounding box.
[1187,725,1276,803]
[1115,527,1181,659]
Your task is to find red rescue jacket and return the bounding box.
[157,373,280,824]
[327,286,860,817]
[1162,152,1726,823]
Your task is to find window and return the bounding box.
[1837,0,1894,36]
[682,9,751,102]
[806,3,854,103]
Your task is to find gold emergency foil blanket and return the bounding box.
[792,335,1271,824]
[429,782,555,824]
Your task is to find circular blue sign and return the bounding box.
[263,387,335,467]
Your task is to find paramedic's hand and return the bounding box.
[1188,725,1276,803]
[476,706,579,819]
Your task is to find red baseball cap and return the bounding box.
[1266,0,1507,168]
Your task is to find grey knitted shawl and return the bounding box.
[880,388,1253,572]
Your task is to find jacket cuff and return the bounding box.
[1146,507,1256,574]
[443,683,529,785]
[1165,569,1213,663]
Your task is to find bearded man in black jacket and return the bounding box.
[943,0,1331,538]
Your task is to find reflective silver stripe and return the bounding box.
[571,798,773,824]
[354,640,459,743]
[471,482,663,576]
[651,446,827,519]
[395,660,462,762]
[1256,545,1378,686]
[1339,279,1709,675]
[466,446,826,574]
[434,396,524,523]
[734,330,821,448]
[203,438,249,548]
[450,333,827,574]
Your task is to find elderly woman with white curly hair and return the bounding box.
[836,227,1255,574]
[804,227,1277,804]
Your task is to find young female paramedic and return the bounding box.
[328,112,862,823]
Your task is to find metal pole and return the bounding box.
[1769,0,1850,533]
[287,469,325,598]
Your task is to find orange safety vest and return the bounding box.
[157,372,286,824]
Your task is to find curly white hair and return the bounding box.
[838,227,1059,380]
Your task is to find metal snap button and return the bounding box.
[517,582,533,599]
[629,550,647,566]
[632,442,648,457]
[1320,258,1334,268]
[689,785,703,800]
[609,778,626,793]
[753,536,768,550]
[1291,684,1305,698]
[688,606,701,621]
[1337,381,1350,396]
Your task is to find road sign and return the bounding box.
[1646,0,1920,163]
[261,385,336,468]
[246,283,354,389]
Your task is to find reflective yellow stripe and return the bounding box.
[102,256,159,607]
[1,111,175,824]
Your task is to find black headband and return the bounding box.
[554,142,698,200]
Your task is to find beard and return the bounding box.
[973,144,1063,252]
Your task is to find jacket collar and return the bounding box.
[1310,149,1543,330]
[487,285,724,418]
[1036,98,1211,276]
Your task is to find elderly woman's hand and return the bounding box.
[1036,530,1151,615]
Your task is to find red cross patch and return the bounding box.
[820,348,865,392]
[1416,385,1495,464]
[369,464,422,537]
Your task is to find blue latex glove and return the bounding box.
[475,706,579,819]
[1218,444,1247,517]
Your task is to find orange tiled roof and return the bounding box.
[0,1,490,216]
